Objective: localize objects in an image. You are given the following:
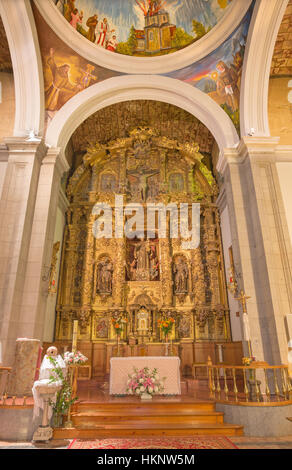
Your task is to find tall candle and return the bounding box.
[72,320,78,352]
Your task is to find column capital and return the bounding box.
[237,136,280,159]
[3,136,47,162]
[43,147,70,177]
[217,136,282,172]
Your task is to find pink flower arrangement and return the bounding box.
[64,351,88,365]
[126,367,165,396]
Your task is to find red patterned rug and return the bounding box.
[68,436,237,449]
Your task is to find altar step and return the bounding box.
[53,401,243,438]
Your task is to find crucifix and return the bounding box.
[235,290,252,358]
[127,168,159,202]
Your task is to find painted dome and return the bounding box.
[53,0,233,57]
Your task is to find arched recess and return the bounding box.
[0,0,44,137]
[46,75,239,156]
[240,0,289,137]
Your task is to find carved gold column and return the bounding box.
[81,209,95,306]
[114,237,127,307]
[159,213,173,307]
[203,206,221,306]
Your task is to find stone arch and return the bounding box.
[0,0,44,137]
[240,0,289,137]
[46,75,239,158]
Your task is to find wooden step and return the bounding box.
[72,411,224,426]
[53,422,243,439]
[59,399,244,438]
[72,401,216,414]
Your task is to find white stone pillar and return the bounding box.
[0,137,46,365]
[20,148,69,341]
[219,137,292,364]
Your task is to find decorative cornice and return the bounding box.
[218,138,292,171]
[275,146,292,163]
[3,137,47,161]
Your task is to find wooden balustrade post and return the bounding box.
[243,368,249,402]
[216,368,221,396]
[232,368,238,402]
[273,369,280,401]
[254,369,260,402]
[285,368,292,399]
[223,368,229,401]
[263,368,271,402]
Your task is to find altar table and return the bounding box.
[109,356,181,395]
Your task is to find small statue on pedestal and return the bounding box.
[32,346,66,442]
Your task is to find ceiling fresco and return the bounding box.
[33,5,121,128]
[0,16,13,73]
[270,0,292,76]
[165,4,253,132]
[53,0,233,57]
[33,1,255,138]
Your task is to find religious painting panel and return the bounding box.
[169,172,185,192]
[92,315,109,340]
[100,172,117,192]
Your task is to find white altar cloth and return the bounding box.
[109,356,181,395]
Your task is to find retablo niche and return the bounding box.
[54,124,231,374]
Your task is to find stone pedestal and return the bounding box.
[9,338,40,396]
[32,383,62,442]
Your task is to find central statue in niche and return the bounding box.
[127,239,159,282]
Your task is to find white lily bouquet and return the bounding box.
[126,367,165,399]
[64,351,88,365]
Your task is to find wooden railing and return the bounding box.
[206,362,292,404]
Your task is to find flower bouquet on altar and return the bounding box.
[111,314,128,337]
[126,367,166,400]
[158,317,175,341]
[64,351,88,365]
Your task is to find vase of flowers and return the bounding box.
[64,351,88,399]
[111,314,128,356]
[158,317,175,341]
[158,317,175,355]
[64,351,88,366]
[126,367,165,400]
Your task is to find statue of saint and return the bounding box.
[128,240,159,281]
[149,246,159,280]
[173,257,189,294]
[96,259,113,294]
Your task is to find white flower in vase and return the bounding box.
[148,387,153,394]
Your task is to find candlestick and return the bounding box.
[72,320,78,353]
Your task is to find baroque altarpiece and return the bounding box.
[54,127,232,375]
